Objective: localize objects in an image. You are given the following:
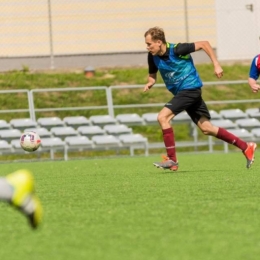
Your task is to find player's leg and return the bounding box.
[0,169,43,228]
[153,89,201,171]
[153,106,179,171]
[197,117,256,168]
[189,96,257,169]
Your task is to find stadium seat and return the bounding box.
[65,136,93,147]
[173,112,191,123]
[10,118,37,130]
[77,125,105,137]
[40,137,66,160]
[211,119,237,129]
[92,135,121,148]
[0,120,11,130]
[142,113,158,125]
[251,128,260,138]
[219,109,247,120]
[245,108,260,119]
[0,140,12,154]
[116,113,144,125]
[37,117,64,129]
[0,129,21,141]
[50,126,78,139]
[10,140,24,151]
[103,124,132,135]
[89,115,117,126]
[64,136,94,160]
[235,118,260,130]
[209,110,222,120]
[24,127,52,138]
[63,116,91,127]
[119,133,148,156]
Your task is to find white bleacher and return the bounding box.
[92,135,121,148]
[37,117,64,129]
[211,119,237,129]
[219,109,248,120]
[64,136,94,160]
[50,126,78,139]
[77,125,105,137]
[40,137,66,160]
[116,113,144,125]
[235,118,260,130]
[0,129,21,141]
[251,128,260,138]
[0,120,11,130]
[246,108,260,119]
[0,140,12,154]
[103,124,132,135]
[24,128,52,138]
[10,118,37,130]
[63,116,91,127]
[142,113,158,125]
[119,134,148,156]
[89,115,117,126]
[209,110,222,120]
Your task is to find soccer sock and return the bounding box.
[0,178,13,202]
[216,127,248,151]
[162,127,177,162]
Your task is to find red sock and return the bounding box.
[216,127,247,151]
[162,128,177,162]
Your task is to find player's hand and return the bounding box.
[251,84,260,93]
[143,83,153,92]
[214,64,223,78]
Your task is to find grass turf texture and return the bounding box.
[0,152,260,260]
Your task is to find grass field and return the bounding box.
[0,152,260,260]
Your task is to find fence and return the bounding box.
[1,80,260,121]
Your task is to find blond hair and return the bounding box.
[144,27,166,44]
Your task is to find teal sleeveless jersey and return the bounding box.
[153,43,203,95]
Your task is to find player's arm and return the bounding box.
[194,41,223,79]
[144,73,157,92]
[144,53,158,92]
[248,56,260,93]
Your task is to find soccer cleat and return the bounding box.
[243,142,257,169]
[6,169,43,229]
[153,155,179,171]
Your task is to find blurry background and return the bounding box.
[0,0,259,70]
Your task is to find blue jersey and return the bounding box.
[153,43,202,95]
[249,55,260,80]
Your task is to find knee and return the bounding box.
[157,113,168,124]
[200,125,214,135]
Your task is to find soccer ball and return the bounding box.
[20,131,41,152]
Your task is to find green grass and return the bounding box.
[0,153,260,260]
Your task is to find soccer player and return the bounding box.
[0,169,43,228]
[248,54,260,93]
[143,26,257,171]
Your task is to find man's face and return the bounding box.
[145,34,162,55]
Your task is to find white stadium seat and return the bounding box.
[219,109,247,120]
[10,118,37,130]
[116,113,144,125]
[77,126,105,137]
[103,124,132,135]
[63,116,91,127]
[89,115,117,126]
[50,126,78,139]
[37,117,64,129]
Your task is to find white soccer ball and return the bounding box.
[20,131,41,152]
